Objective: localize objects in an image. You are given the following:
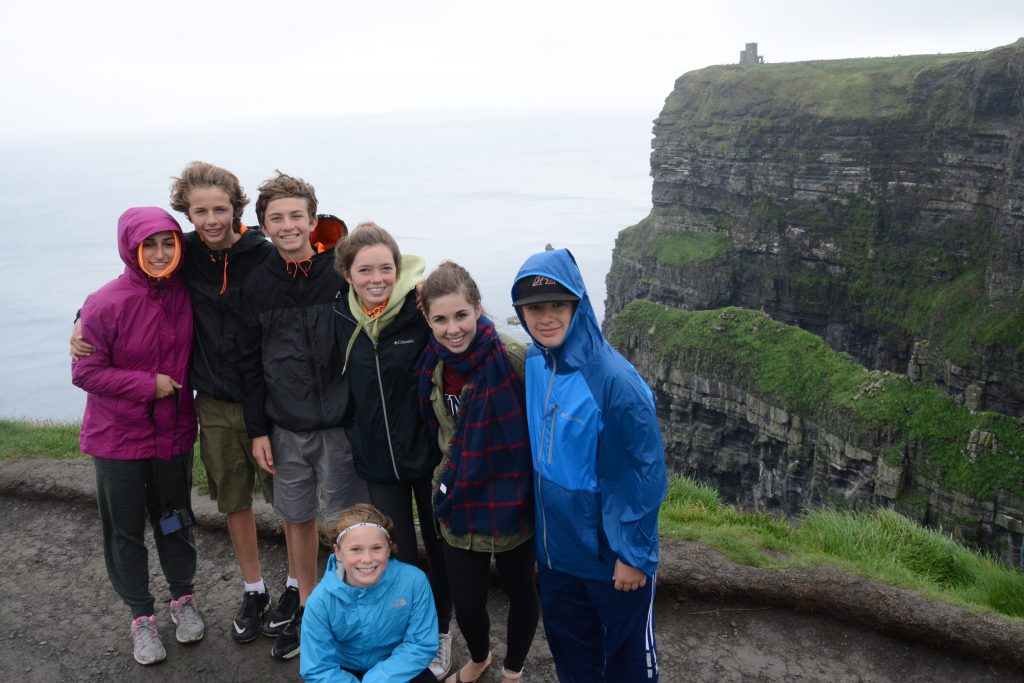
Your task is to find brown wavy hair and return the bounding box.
[421,260,482,314]
[334,221,403,279]
[254,171,318,227]
[169,161,249,224]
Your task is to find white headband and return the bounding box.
[335,522,391,546]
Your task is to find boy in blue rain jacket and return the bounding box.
[512,248,668,683]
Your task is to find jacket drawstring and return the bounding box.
[285,258,313,278]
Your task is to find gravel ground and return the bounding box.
[0,459,1020,682]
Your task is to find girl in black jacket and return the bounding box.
[335,222,453,680]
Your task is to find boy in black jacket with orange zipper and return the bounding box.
[237,171,368,661]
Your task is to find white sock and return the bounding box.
[286,576,299,589]
[244,579,266,594]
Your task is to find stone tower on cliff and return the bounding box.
[739,42,764,64]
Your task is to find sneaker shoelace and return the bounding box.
[173,595,201,622]
[276,587,300,618]
[132,617,160,646]
[239,591,262,618]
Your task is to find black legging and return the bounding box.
[366,477,452,633]
[442,539,539,673]
[94,452,197,618]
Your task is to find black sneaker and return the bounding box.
[232,590,270,643]
[271,605,303,661]
[261,585,299,638]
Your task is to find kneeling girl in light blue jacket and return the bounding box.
[300,504,439,682]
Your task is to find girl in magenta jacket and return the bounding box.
[72,207,202,666]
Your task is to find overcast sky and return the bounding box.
[1,1,1020,136]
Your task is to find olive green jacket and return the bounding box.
[428,332,533,552]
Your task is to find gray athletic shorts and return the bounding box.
[269,425,370,523]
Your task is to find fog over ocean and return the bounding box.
[0,111,654,421]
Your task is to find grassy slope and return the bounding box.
[609,301,1024,501]
[664,476,1024,620]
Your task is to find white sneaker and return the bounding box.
[130,615,167,665]
[429,631,452,680]
[170,594,206,643]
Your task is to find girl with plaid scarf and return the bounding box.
[415,261,539,683]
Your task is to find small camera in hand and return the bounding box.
[159,508,195,535]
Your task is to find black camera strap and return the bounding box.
[150,451,195,528]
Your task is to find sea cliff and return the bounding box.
[605,42,1024,564]
[606,41,1024,413]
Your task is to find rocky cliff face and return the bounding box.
[605,44,1024,564]
[606,41,1024,416]
[610,308,1024,567]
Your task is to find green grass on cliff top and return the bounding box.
[5,419,1020,620]
[663,476,1024,620]
[662,42,1023,122]
[610,301,1024,501]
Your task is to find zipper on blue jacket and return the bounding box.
[539,349,559,569]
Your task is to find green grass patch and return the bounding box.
[609,302,1024,500]
[0,419,209,493]
[0,419,82,460]
[661,475,1024,619]
[652,231,734,267]
[614,214,652,259]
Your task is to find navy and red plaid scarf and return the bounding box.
[415,316,533,537]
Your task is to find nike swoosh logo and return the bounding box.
[233,621,246,634]
[266,619,290,628]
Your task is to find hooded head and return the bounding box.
[117,207,184,279]
[512,248,603,366]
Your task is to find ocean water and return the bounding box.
[0,110,654,421]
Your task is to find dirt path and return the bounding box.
[0,460,1021,682]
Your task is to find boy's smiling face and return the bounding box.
[264,196,316,261]
[187,186,239,251]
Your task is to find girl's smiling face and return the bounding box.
[344,244,397,309]
[426,291,481,354]
[139,231,178,277]
[335,525,390,588]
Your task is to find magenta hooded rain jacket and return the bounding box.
[72,207,197,460]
